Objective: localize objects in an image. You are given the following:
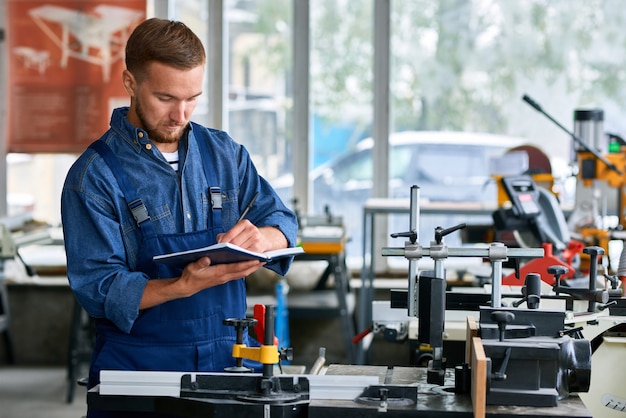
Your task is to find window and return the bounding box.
[6,0,626,256]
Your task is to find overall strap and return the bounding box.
[195,135,223,227]
[89,140,157,239]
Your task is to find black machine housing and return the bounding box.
[479,307,591,407]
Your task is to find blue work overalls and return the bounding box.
[87,138,253,418]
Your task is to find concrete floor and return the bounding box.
[0,366,87,418]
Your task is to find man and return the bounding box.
[61,18,298,416]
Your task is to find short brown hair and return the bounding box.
[125,18,206,79]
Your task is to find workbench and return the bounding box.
[86,364,592,417]
[314,365,591,417]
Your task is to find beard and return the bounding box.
[135,97,187,144]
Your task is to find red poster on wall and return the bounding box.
[7,0,146,153]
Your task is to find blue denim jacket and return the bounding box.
[61,107,297,333]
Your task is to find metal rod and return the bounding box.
[522,94,622,174]
[407,185,420,317]
[381,246,544,258]
[491,260,503,308]
[264,306,274,377]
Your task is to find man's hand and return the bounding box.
[179,256,263,296]
[140,256,263,310]
[216,220,288,253]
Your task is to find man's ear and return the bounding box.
[122,70,136,96]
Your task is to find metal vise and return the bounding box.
[478,306,591,407]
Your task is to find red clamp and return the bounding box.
[502,242,578,286]
[253,304,278,346]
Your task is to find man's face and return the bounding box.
[125,62,204,146]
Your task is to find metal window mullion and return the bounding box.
[208,0,226,130]
[292,0,310,212]
[373,0,391,272]
[0,1,7,217]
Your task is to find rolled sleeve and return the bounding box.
[257,203,298,276]
[103,273,148,333]
[62,166,148,333]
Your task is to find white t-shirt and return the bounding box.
[162,150,179,171]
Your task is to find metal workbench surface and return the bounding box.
[309,364,592,418]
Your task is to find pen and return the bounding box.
[238,192,259,222]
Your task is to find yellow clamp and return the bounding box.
[231,343,279,365]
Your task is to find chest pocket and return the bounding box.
[215,188,239,229]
